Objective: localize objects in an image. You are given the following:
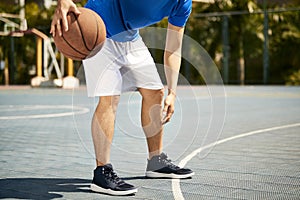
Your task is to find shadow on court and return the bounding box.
[0,178,91,199]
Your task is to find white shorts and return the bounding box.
[82,37,164,97]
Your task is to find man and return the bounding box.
[51,0,194,196]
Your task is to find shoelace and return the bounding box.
[103,167,123,184]
[160,154,180,170]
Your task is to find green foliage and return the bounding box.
[25,2,53,33]
[285,69,300,85]
[184,0,300,84]
[0,1,87,84]
[0,2,19,13]
[268,5,300,84]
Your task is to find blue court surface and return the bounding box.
[0,85,299,199]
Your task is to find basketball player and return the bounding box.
[51,0,194,196]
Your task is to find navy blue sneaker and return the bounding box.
[145,153,194,179]
[91,164,137,196]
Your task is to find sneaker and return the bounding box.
[90,164,138,196]
[145,153,194,179]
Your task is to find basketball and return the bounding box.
[53,7,106,61]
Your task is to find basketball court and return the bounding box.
[0,85,299,199]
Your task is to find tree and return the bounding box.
[184,0,299,84]
[0,0,87,84]
[268,0,300,84]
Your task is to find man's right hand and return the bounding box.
[50,0,81,37]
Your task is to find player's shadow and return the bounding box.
[122,175,147,181]
[0,178,91,199]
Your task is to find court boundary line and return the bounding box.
[0,105,89,120]
[172,122,300,200]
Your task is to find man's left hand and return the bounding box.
[162,91,176,124]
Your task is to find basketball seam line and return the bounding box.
[92,12,100,51]
[61,34,86,57]
[73,12,93,52]
[61,26,86,58]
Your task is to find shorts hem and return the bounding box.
[88,84,164,97]
[87,92,121,97]
[135,85,164,91]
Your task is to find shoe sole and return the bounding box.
[145,171,195,179]
[90,183,138,196]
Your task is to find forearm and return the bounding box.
[164,51,181,95]
[164,23,184,95]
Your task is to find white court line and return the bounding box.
[0,105,89,120]
[172,122,300,200]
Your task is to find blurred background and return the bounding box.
[0,0,299,86]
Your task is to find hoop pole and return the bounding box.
[36,37,42,77]
[67,58,73,76]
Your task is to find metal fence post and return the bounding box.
[222,15,230,84]
[263,0,269,84]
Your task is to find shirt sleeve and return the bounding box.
[168,0,192,27]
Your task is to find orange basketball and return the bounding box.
[53,7,106,60]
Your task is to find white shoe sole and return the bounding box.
[145,171,195,179]
[90,183,138,196]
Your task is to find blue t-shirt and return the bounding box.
[85,0,192,42]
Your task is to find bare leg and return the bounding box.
[138,88,164,159]
[92,95,120,166]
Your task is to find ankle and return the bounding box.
[148,150,162,160]
[96,160,108,167]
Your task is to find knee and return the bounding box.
[140,88,164,103]
[96,96,120,114]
